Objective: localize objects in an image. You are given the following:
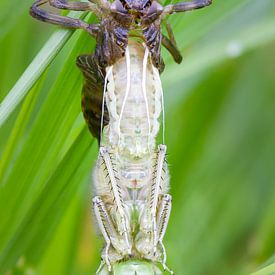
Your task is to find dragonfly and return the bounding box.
[30,0,212,273]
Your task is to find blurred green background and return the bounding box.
[0,0,275,274]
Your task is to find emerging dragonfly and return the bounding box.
[30,0,212,273]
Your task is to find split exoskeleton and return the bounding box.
[30,0,212,273]
[30,0,212,141]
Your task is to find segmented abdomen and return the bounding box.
[104,42,162,157]
[76,54,109,141]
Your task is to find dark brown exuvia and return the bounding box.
[30,0,212,141]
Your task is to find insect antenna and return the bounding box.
[100,66,113,146]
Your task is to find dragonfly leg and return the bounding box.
[93,196,118,272]
[161,34,182,64]
[162,19,182,63]
[137,145,169,258]
[163,0,212,16]
[157,194,173,274]
[150,144,167,254]
[30,0,99,36]
[49,0,94,11]
[48,0,111,13]
[99,147,132,254]
[164,21,177,48]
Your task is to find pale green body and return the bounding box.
[98,261,162,275]
[93,42,172,274]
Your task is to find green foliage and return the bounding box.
[252,263,275,275]
[0,0,275,274]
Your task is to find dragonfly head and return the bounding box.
[120,0,152,11]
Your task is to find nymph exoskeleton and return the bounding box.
[30,0,212,273]
[30,0,212,141]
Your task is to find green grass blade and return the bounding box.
[0,11,84,128]
[0,14,96,272]
[0,73,46,180]
[0,129,95,273]
[251,263,275,275]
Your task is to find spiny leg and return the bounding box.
[93,196,118,272]
[163,0,212,16]
[99,147,131,253]
[137,145,171,263]
[157,194,173,274]
[139,144,167,254]
[30,0,99,36]
[151,144,167,253]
